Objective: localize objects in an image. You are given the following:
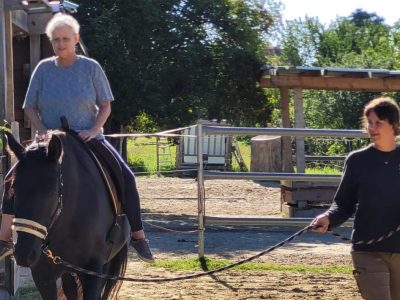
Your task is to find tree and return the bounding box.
[75,0,280,131]
[278,10,400,132]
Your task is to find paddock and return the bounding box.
[120,176,360,300]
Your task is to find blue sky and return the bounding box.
[281,0,399,26]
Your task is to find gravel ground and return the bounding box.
[116,177,360,300]
[3,177,361,299]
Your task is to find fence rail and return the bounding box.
[204,171,341,182]
[197,125,363,257]
[203,125,368,138]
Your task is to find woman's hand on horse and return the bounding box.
[78,129,97,142]
[36,129,49,142]
[310,214,330,233]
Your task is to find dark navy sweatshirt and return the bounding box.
[327,144,400,252]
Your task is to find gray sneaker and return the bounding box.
[0,240,12,260]
[130,238,155,263]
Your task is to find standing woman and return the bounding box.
[0,13,154,263]
[312,97,400,300]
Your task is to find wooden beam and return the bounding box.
[294,88,305,173]
[260,75,400,92]
[28,11,52,35]
[280,87,294,173]
[11,10,28,33]
[4,0,25,11]
[28,34,41,137]
[5,11,14,122]
[0,1,8,122]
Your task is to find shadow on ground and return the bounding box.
[142,212,352,260]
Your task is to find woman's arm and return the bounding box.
[24,107,48,135]
[78,100,111,141]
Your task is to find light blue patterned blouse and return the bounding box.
[23,55,114,136]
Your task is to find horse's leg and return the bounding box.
[61,273,80,300]
[30,260,59,300]
[79,262,104,300]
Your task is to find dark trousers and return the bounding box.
[1,140,143,233]
[101,139,143,232]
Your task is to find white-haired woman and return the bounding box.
[0,13,154,263]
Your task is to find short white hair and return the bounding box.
[45,13,80,38]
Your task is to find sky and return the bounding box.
[281,0,399,26]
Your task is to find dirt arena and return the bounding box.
[117,177,361,300]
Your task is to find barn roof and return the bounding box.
[259,66,400,92]
[5,0,78,14]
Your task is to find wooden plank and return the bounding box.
[11,10,28,34]
[281,180,339,188]
[28,34,41,137]
[4,0,24,11]
[282,203,328,218]
[0,0,8,122]
[282,189,336,204]
[5,11,14,122]
[279,87,293,173]
[28,12,52,35]
[294,87,305,173]
[260,75,400,92]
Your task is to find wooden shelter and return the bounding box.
[259,65,400,173]
[259,66,400,216]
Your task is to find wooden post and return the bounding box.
[294,88,305,173]
[29,34,41,138]
[0,0,7,122]
[5,11,13,123]
[279,87,294,172]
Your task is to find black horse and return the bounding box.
[5,131,129,299]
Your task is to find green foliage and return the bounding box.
[132,112,158,134]
[75,0,279,130]
[277,9,400,155]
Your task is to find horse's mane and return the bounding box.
[25,130,66,152]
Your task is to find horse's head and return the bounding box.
[5,132,63,267]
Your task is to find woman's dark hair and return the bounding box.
[362,97,400,135]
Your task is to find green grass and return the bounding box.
[126,137,177,173]
[305,166,342,175]
[152,256,352,274]
[11,284,41,299]
[231,139,251,171]
[124,137,342,175]
[9,257,351,298]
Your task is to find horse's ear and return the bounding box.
[4,131,26,161]
[47,135,63,162]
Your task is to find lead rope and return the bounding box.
[329,224,400,245]
[42,224,400,283]
[43,225,314,283]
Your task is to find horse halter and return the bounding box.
[12,163,64,241]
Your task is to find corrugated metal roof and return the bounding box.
[262,66,400,79]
